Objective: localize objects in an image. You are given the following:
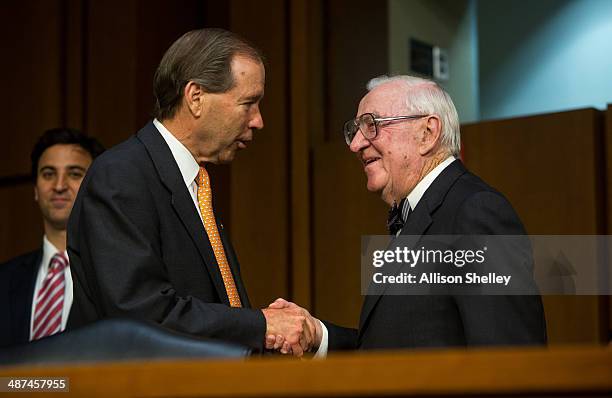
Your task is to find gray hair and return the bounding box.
[367,75,460,156]
[153,28,264,120]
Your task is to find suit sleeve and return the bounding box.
[451,191,547,346]
[323,321,358,350]
[68,160,266,351]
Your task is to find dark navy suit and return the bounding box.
[327,160,547,350]
[67,122,266,350]
[0,250,41,347]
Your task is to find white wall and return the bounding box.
[479,0,612,120]
[388,0,479,122]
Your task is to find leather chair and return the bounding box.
[0,318,250,366]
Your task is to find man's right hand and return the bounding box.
[261,304,316,357]
[262,298,322,357]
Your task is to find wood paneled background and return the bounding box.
[462,110,609,344]
[1,0,609,345]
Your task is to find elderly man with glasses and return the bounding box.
[269,75,546,354]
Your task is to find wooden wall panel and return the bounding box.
[0,185,43,262]
[313,143,387,327]
[311,0,389,325]
[462,109,608,344]
[462,110,604,235]
[288,0,324,310]
[228,0,290,309]
[85,0,139,146]
[0,1,63,262]
[0,0,64,177]
[324,0,388,143]
[135,0,203,126]
[84,0,203,147]
[64,0,85,129]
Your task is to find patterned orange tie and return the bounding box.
[197,166,242,307]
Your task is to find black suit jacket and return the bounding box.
[0,250,41,347]
[328,160,547,350]
[67,122,266,350]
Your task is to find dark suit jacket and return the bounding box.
[328,159,547,350]
[0,250,41,347]
[67,122,266,350]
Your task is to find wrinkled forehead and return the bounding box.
[231,55,266,83]
[357,81,411,117]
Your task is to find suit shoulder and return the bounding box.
[0,250,41,273]
[428,165,524,234]
[456,171,515,205]
[84,135,155,185]
[1,249,40,267]
[453,170,502,196]
[449,172,525,234]
[443,170,512,209]
[91,135,148,169]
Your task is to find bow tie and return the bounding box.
[387,198,408,235]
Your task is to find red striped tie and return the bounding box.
[31,253,68,340]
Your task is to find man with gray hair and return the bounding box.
[270,75,546,352]
[68,28,317,355]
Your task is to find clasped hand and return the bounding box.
[261,298,322,357]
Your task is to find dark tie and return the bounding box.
[387,199,411,235]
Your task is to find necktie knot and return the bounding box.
[387,198,409,235]
[197,166,214,209]
[50,252,68,272]
[196,166,210,188]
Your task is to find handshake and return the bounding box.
[261,298,323,357]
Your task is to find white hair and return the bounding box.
[367,75,461,156]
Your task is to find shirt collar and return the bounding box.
[153,118,200,187]
[41,235,67,270]
[406,156,456,212]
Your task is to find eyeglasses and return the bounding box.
[342,113,429,145]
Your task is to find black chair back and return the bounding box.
[0,318,250,366]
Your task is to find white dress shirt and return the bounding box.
[29,236,73,340]
[154,119,203,220]
[406,156,456,214]
[316,156,457,356]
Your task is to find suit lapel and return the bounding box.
[359,160,467,334]
[9,250,41,343]
[137,122,230,305]
[218,221,251,308]
[358,208,432,331]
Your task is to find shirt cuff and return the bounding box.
[313,320,329,359]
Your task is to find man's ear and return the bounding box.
[184,81,205,117]
[34,185,39,202]
[418,115,442,155]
